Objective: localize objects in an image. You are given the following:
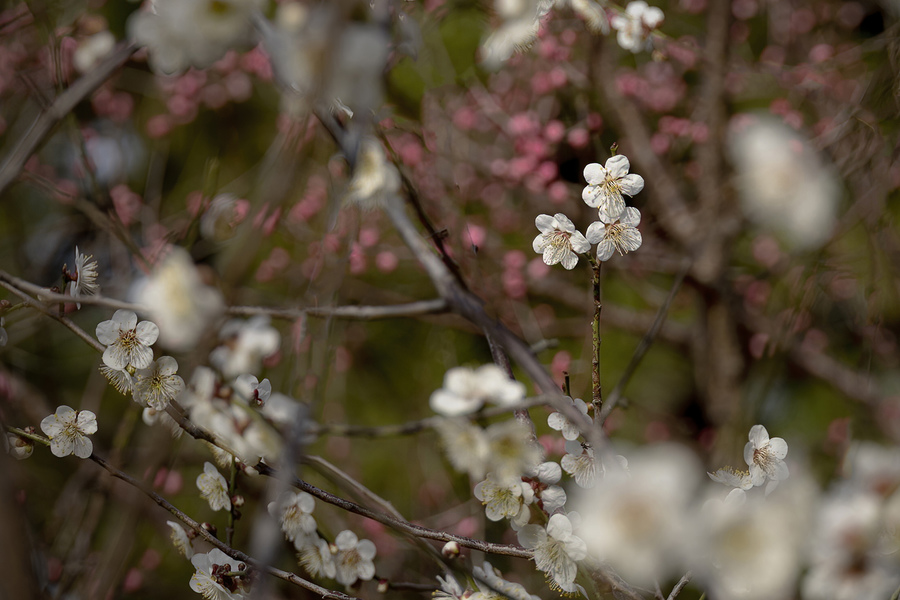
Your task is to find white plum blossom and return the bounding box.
[96,309,159,370]
[197,461,231,512]
[485,419,543,484]
[480,0,542,70]
[333,530,376,586]
[474,472,534,526]
[268,491,317,542]
[473,562,542,600]
[100,364,133,395]
[435,418,540,483]
[210,316,280,379]
[434,573,467,600]
[73,32,116,74]
[131,247,225,352]
[132,356,185,411]
[435,418,490,479]
[528,461,568,515]
[67,246,99,306]
[6,432,33,460]
[610,1,664,53]
[744,424,789,493]
[233,374,272,406]
[296,535,337,579]
[167,521,194,558]
[430,364,526,416]
[40,406,98,459]
[189,548,248,599]
[561,440,602,489]
[585,206,643,261]
[344,137,401,210]
[517,513,587,591]
[127,0,263,75]
[532,213,591,270]
[582,155,644,221]
[547,397,589,441]
[728,116,839,250]
[692,483,809,600]
[576,444,701,585]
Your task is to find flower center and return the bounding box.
[605,223,636,256]
[546,230,571,250]
[753,447,773,471]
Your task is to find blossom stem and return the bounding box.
[226,460,238,547]
[5,426,50,447]
[590,256,603,417]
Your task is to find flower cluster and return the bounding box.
[533,153,644,269]
[610,1,664,53]
[430,364,526,416]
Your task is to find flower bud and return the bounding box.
[377,579,389,593]
[441,541,460,558]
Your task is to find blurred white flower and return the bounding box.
[132,247,225,352]
[533,213,591,270]
[803,487,900,600]
[73,31,116,74]
[473,562,541,600]
[528,461,568,515]
[435,418,490,479]
[233,374,272,406]
[100,364,133,395]
[561,440,601,488]
[611,1,664,53]
[6,432,33,460]
[485,419,543,483]
[127,0,262,75]
[434,573,467,600]
[268,491,317,543]
[474,472,534,526]
[480,0,542,69]
[210,316,280,379]
[296,535,336,579]
[40,406,98,459]
[582,155,644,221]
[96,309,159,370]
[326,25,389,119]
[133,356,185,411]
[586,206,643,262]
[430,364,526,416]
[517,513,587,590]
[67,246,99,307]
[547,397,589,440]
[692,482,810,600]
[200,194,243,241]
[708,466,754,491]
[729,116,839,250]
[333,530,376,586]
[189,548,248,599]
[744,424,789,493]
[197,461,231,512]
[167,520,194,558]
[575,444,700,585]
[344,137,401,210]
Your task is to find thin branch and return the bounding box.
[253,461,532,559]
[6,427,358,600]
[0,270,146,312]
[0,280,104,352]
[667,571,692,600]
[227,298,448,320]
[0,42,138,197]
[599,258,691,424]
[308,395,552,437]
